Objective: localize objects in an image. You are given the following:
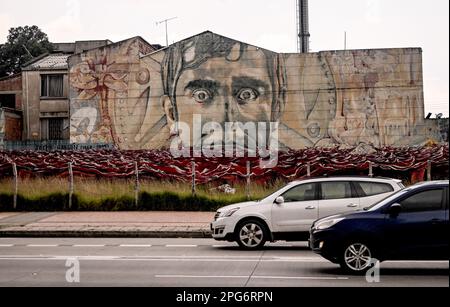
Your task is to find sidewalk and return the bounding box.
[0,212,214,238]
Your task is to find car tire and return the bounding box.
[339,241,377,275]
[235,219,268,250]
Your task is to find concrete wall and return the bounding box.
[0,74,23,110]
[69,37,156,144]
[22,70,69,140]
[0,108,22,147]
[69,32,442,149]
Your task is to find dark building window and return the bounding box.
[41,118,67,140]
[0,94,16,109]
[48,118,63,140]
[41,75,64,98]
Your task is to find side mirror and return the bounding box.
[389,203,402,217]
[275,196,285,205]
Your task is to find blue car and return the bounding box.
[309,181,449,274]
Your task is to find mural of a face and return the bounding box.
[69,32,442,150]
[159,33,286,149]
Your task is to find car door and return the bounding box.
[383,188,447,260]
[271,183,319,232]
[318,181,360,219]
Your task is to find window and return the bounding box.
[356,182,394,197]
[0,94,15,109]
[41,118,66,140]
[320,182,353,200]
[282,183,318,202]
[399,189,443,212]
[41,74,64,97]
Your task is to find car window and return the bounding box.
[282,183,318,202]
[356,182,394,197]
[399,189,443,212]
[320,182,352,200]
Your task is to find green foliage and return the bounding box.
[0,191,252,212]
[0,25,54,77]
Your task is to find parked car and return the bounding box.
[211,176,404,249]
[309,181,449,274]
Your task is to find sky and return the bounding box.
[0,0,448,117]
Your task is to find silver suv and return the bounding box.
[211,177,404,249]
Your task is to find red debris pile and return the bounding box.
[0,145,448,184]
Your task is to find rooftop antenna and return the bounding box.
[156,17,178,47]
[344,31,347,50]
[296,0,310,53]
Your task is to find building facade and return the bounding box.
[69,31,444,151]
[0,73,23,147]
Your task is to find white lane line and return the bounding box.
[156,275,249,279]
[0,244,14,247]
[26,245,58,247]
[72,245,105,247]
[119,245,152,247]
[0,255,447,266]
[155,275,349,280]
[252,276,349,280]
[165,245,198,248]
[384,261,450,264]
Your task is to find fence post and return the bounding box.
[246,161,251,200]
[427,160,432,181]
[12,163,18,210]
[135,161,140,207]
[191,161,196,196]
[369,161,374,178]
[307,162,311,177]
[68,162,74,209]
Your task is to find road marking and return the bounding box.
[384,260,450,264]
[156,275,249,279]
[26,244,58,247]
[72,245,105,247]
[119,245,152,247]
[155,275,349,280]
[0,244,13,247]
[165,245,198,248]
[0,255,327,263]
[252,276,349,280]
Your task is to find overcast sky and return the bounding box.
[1,0,448,116]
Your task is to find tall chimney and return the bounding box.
[297,0,310,53]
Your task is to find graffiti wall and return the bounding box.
[69,31,441,150]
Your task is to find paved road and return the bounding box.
[0,238,448,287]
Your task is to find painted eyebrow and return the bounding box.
[184,79,220,93]
[232,77,269,93]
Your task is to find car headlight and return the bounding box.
[219,208,240,218]
[315,218,345,230]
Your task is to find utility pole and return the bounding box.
[156,17,178,47]
[296,0,310,53]
[344,31,347,50]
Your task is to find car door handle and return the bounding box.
[305,206,316,210]
[347,204,358,208]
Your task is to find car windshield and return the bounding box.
[365,188,411,211]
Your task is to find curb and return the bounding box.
[0,230,213,238]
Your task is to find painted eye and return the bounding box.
[192,89,211,104]
[236,88,258,103]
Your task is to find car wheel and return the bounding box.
[339,242,376,275]
[235,220,268,250]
